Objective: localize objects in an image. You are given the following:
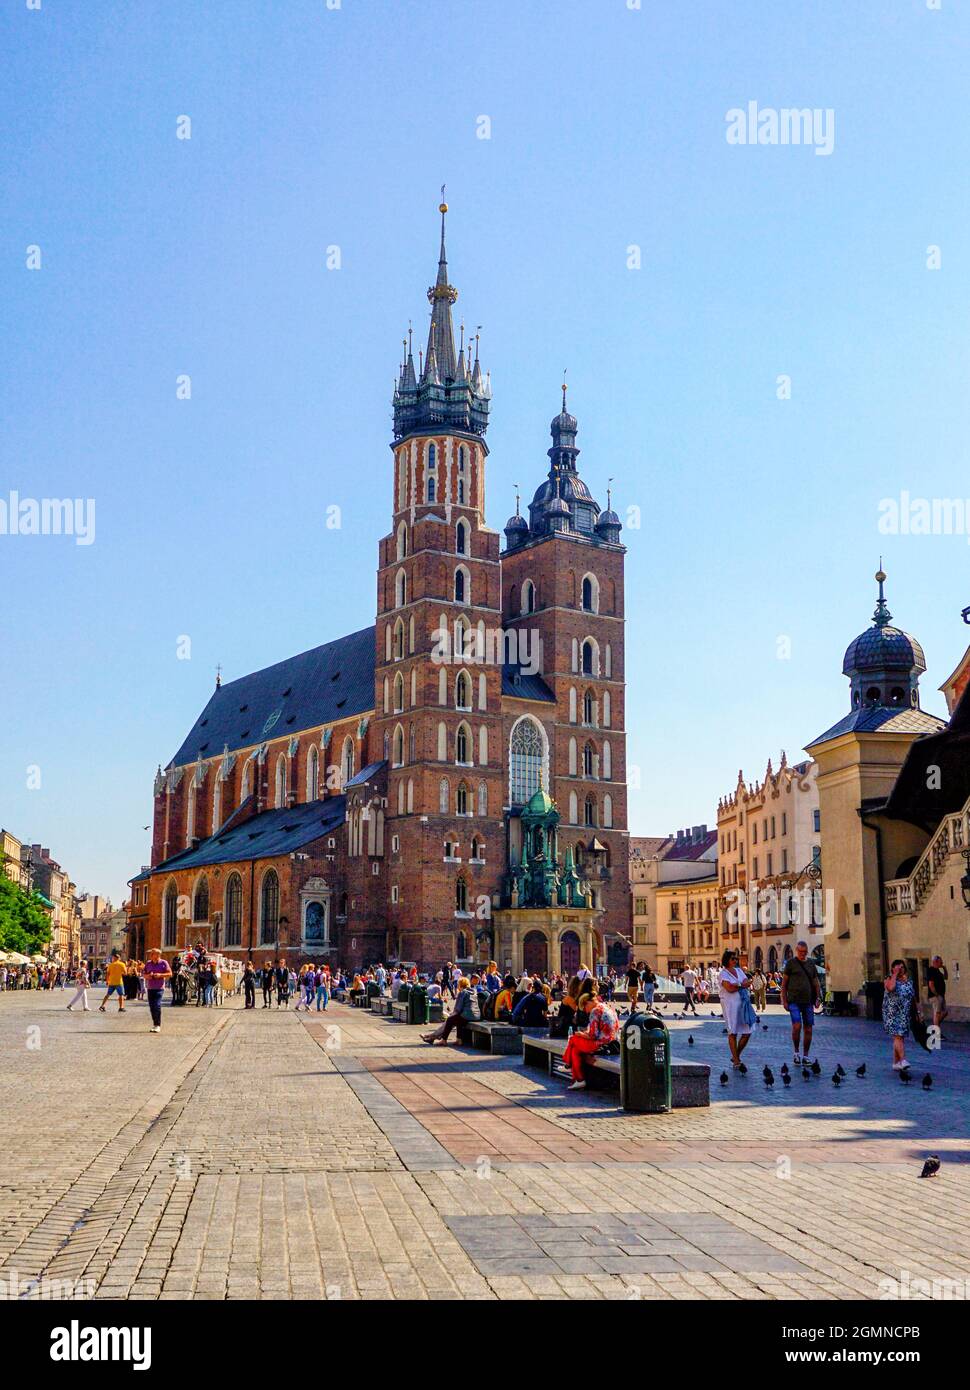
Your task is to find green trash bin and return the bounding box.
[408,983,428,1026]
[397,982,411,1006]
[620,1012,671,1113]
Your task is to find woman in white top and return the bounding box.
[719,949,754,1071]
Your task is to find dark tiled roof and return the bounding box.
[501,664,555,703]
[807,706,945,747]
[664,830,718,862]
[345,761,387,788]
[168,626,375,769]
[154,796,347,873]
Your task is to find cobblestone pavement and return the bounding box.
[2,990,967,1300]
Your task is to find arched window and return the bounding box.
[456,518,469,555]
[602,691,611,728]
[163,881,178,947]
[602,741,612,780]
[754,946,763,970]
[471,836,484,861]
[392,724,404,766]
[568,791,578,824]
[275,755,287,809]
[398,780,405,815]
[478,672,487,710]
[241,760,252,802]
[456,721,471,764]
[583,689,594,725]
[521,579,536,615]
[509,716,545,804]
[396,521,407,560]
[581,574,598,613]
[454,566,468,604]
[382,676,389,714]
[457,781,468,815]
[456,670,472,710]
[395,569,407,607]
[478,725,488,765]
[193,878,208,922]
[456,877,468,913]
[584,794,596,827]
[393,671,404,712]
[437,721,447,761]
[583,741,595,778]
[439,778,450,814]
[582,639,597,675]
[341,737,354,786]
[408,724,415,762]
[568,737,577,776]
[186,784,196,844]
[260,870,279,945]
[569,687,577,723]
[212,774,222,832]
[426,442,437,501]
[393,619,405,661]
[478,780,488,816]
[407,778,414,812]
[603,793,613,828]
[224,873,243,946]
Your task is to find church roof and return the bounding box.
[155,796,348,873]
[501,664,556,703]
[168,625,375,769]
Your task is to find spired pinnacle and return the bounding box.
[873,563,892,628]
[393,197,490,441]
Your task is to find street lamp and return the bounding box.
[961,850,970,911]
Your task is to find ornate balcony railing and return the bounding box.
[884,795,970,918]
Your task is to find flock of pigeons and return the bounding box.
[681,1014,941,1180]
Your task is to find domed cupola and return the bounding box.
[843,568,927,711]
[528,385,602,537]
[504,491,529,550]
[595,486,622,544]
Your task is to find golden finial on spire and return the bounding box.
[439,183,448,214]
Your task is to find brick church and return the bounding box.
[131,204,630,977]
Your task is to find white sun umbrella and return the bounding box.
[5,952,30,965]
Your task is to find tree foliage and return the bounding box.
[0,855,53,956]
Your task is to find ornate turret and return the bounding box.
[842,567,927,711]
[505,489,529,549]
[392,198,490,440]
[526,386,602,538]
[595,484,622,543]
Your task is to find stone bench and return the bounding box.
[467,1021,523,1054]
[370,996,386,1015]
[389,999,445,1025]
[521,1034,710,1108]
[349,992,369,1008]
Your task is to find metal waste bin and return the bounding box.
[620,1012,671,1113]
[864,980,884,1021]
[408,983,428,1026]
[397,981,411,1006]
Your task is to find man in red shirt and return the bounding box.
[562,986,619,1090]
[143,948,172,1033]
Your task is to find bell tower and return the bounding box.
[374,201,505,969]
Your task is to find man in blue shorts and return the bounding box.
[781,940,822,1066]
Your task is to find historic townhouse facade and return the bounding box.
[134,205,630,975]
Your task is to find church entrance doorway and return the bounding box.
[560,930,581,977]
[523,930,548,977]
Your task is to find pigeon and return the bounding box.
[782,1073,792,1087]
[763,1065,772,1078]
[688,1035,694,1046]
[802,1067,811,1080]
[922,1074,933,1091]
[762,1025,768,1032]
[832,1072,842,1087]
[722,1028,728,1035]
[900,1067,912,1084]
[764,1070,775,1088]
[855,1063,866,1078]
[918,1155,941,1179]
[811,1059,821,1075]
[720,1071,729,1086]
[780,1063,790,1076]
[836,1063,846,1077]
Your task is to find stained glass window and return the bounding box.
[509,718,544,804]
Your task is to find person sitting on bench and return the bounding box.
[511,979,549,1028]
[562,984,619,1091]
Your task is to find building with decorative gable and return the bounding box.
[134,204,629,976]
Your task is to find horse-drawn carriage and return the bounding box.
[171,948,241,1006]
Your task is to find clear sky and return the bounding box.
[2,1,968,904]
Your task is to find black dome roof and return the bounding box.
[843,625,926,677]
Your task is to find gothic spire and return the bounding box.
[873,563,892,628]
[424,193,458,382]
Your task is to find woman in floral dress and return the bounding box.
[882,959,915,1071]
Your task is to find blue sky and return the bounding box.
[2,0,968,903]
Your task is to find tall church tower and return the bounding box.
[374,202,506,967]
[501,389,630,963]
